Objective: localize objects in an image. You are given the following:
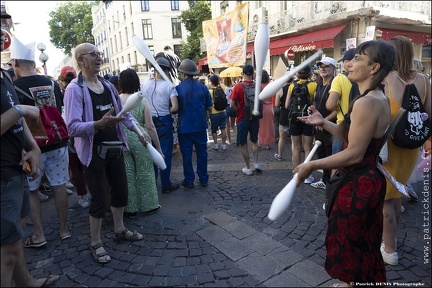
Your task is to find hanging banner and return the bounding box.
[346,38,357,49]
[365,26,375,41]
[202,2,249,68]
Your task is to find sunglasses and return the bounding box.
[81,51,103,58]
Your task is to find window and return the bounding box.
[173,44,181,57]
[141,1,149,11]
[114,35,118,52]
[171,0,179,11]
[171,18,182,38]
[125,27,129,46]
[142,19,153,39]
[119,32,123,50]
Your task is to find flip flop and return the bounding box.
[40,275,59,287]
[60,227,72,240]
[23,236,47,248]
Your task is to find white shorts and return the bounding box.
[27,146,69,191]
[279,124,289,133]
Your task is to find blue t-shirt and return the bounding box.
[176,78,212,134]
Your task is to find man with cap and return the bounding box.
[11,36,71,248]
[176,59,212,188]
[326,48,359,156]
[142,57,180,194]
[1,25,59,286]
[230,64,262,176]
[310,57,337,190]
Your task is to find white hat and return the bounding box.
[317,57,337,67]
[11,37,35,61]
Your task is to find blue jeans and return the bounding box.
[153,115,174,190]
[178,130,209,185]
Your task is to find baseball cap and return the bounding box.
[317,57,337,67]
[242,64,254,76]
[209,74,220,85]
[338,48,356,63]
[60,66,77,78]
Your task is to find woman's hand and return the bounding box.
[293,162,314,187]
[297,105,324,127]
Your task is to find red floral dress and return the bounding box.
[325,133,387,284]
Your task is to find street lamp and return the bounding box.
[37,42,49,76]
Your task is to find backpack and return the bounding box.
[212,86,228,111]
[241,82,263,120]
[288,81,311,121]
[15,81,69,148]
[390,75,430,149]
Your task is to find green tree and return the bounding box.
[48,1,96,55]
[179,0,212,62]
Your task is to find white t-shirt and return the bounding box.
[142,79,178,117]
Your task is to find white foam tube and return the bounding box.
[252,23,269,116]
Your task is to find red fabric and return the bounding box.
[377,27,431,44]
[270,24,347,55]
[230,80,254,123]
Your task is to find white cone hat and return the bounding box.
[11,37,35,61]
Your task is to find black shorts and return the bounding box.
[288,119,315,136]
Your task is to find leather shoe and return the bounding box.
[181,181,195,189]
[200,183,208,187]
[162,183,180,194]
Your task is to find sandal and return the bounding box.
[89,243,111,264]
[113,228,143,242]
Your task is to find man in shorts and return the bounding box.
[230,64,261,175]
[12,37,71,247]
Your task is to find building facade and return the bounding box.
[91,0,189,79]
[206,1,431,76]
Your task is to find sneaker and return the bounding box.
[380,242,398,265]
[274,154,282,161]
[311,180,326,189]
[401,206,406,213]
[162,183,181,194]
[38,191,49,202]
[66,188,73,195]
[304,176,314,184]
[40,183,52,193]
[253,163,262,172]
[213,144,219,150]
[78,198,90,208]
[322,203,326,210]
[242,167,253,176]
[221,144,227,151]
[180,181,195,189]
[65,180,75,189]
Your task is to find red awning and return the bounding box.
[269,24,347,55]
[377,27,431,45]
[197,56,207,70]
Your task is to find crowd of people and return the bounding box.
[1,7,431,285]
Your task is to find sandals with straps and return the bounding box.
[113,228,143,242]
[89,243,111,264]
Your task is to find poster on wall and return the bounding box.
[202,2,249,68]
[346,38,357,49]
[365,26,375,41]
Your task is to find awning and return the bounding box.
[197,56,207,71]
[269,24,347,55]
[377,27,431,45]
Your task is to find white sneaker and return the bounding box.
[322,203,326,210]
[380,242,398,265]
[242,167,253,176]
[66,188,73,195]
[213,144,219,150]
[274,154,282,161]
[401,206,406,213]
[254,163,262,172]
[38,191,49,202]
[311,180,326,189]
[304,176,314,184]
[221,144,227,151]
[65,180,75,189]
[78,198,90,208]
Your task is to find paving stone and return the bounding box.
[236,252,284,282]
[197,225,233,246]
[205,211,238,226]
[215,236,254,261]
[287,259,330,286]
[221,221,258,239]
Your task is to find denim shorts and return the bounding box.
[210,112,227,133]
[226,105,236,117]
[237,118,259,145]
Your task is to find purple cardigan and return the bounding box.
[64,73,137,167]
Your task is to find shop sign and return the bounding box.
[288,44,316,52]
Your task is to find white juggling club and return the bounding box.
[252,23,269,116]
[132,35,175,88]
[117,91,167,170]
[259,49,324,101]
[267,140,322,221]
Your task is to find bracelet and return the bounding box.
[13,106,23,118]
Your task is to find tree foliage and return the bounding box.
[179,0,212,63]
[48,1,96,55]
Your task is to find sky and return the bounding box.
[7,1,66,75]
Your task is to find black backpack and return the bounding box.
[212,86,228,111]
[241,82,263,120]
[391,75,430,149]
[288,81,311,121]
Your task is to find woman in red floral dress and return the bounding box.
[295,40,396,286]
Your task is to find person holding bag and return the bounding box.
[294,40,396,286]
